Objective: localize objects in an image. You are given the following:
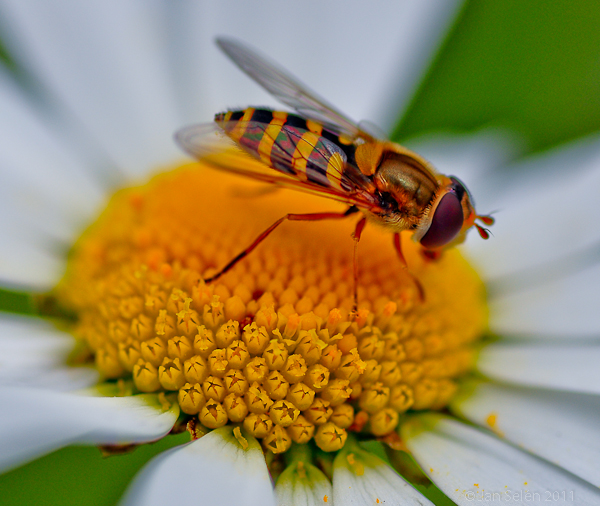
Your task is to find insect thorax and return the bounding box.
[370,152,437,223]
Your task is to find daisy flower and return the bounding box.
[1,2,600,506]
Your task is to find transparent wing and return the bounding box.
[175,123,382,212]
[216,37,373,141]
[357,119,388,140]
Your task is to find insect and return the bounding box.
[176,37,494,305]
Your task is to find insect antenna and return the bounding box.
[477,214,495,226]
[475,224,493,239]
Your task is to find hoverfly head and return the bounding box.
[417,176,493,250]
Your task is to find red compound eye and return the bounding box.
[420,192,464,249]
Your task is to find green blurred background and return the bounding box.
[395,0,600,153]
[1,0,600,504]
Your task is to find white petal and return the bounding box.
[465,133,600,279]
[0,236,65,289]
[0,68,106,287]
[0,387,178,473]
[0,315,99,390]
[0,0,181,177]
[402,414,600,506]
[275,460,332,506]
[333,442,433,506]
[0,316,76,368]
[487,261,600,337]
[0,68,104,237]
[165,0,462,132]
[452,380,600,487]
[121,426,276,506]
[477,341,600,394]
[2,366,98,392]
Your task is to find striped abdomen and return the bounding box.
[215,108,356,191]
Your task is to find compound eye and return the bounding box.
[420,192,464,249]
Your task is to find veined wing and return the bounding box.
[216,37,373,141]
[175,123,382,212]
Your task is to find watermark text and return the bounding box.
[464,489,575,502]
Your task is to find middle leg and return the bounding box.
[351,216,367,313]
[204,207,359,283]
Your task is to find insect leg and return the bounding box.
[421,249,442,262]
[393,233,425,302]
[352,217,367,313]
[204,207,359,283]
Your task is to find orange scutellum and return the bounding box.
[54,163,487,453]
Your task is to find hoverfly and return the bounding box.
[176,37,493,304]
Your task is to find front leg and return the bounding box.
[393,233,425,302]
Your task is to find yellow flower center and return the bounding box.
[54,163,487,454]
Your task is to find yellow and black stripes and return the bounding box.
[215,108,357,191]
